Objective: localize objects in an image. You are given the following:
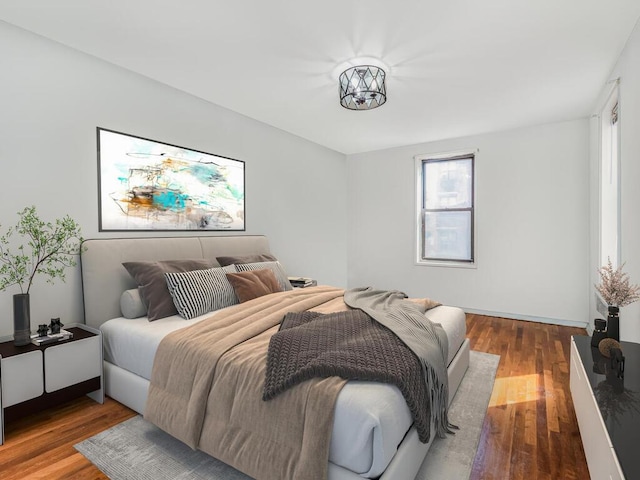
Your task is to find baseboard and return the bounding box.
[461,307,589,329]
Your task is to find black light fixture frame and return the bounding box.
[339,65,387,110]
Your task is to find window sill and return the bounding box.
[415,259,477,269]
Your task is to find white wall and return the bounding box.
[347,120,590,326]
[0,22,347,338]
[594,19,640,342]
[1,18,611,339]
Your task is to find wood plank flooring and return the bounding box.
[0,314,591,479]
[1,396,134,480]
[467,314,590,480]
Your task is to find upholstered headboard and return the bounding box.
[80,236,271,329]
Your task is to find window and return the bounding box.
[600,86,620,268]
[416,151,475,264]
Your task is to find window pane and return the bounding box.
[601,116,619,267]
[423,210,472,261]
[423,159,472,209]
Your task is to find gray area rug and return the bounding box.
[75,350,499,480]
[416,350,499,479]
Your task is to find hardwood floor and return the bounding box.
[0,314,591,479]
[467,314,590,480]
[0,396,135,480]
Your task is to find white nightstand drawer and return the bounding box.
[44,336,101,393]
[1,350,43,407]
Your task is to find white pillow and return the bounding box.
[235,261,293,292]
[164,265,238,319]
[120,288,147,319]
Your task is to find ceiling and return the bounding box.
[1,1,639,155]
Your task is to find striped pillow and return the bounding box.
[165,265,238,319]
[235,261,293,291]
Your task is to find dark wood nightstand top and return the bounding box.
[0,327,97,359]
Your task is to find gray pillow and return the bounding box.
[216,253,277,267]
[235,261,293,292]
[165,265,238,319]
[123,259,215,321]
[120,288,147,319]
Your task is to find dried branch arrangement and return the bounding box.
[596,258,640,307]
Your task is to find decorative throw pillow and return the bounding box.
[120,288,147,319]
[406,297,442,311]
[165,265,238,320]
[123,259,215,321]
[216,253,278,267]
[226,269,283,303]
[235,261,293,292]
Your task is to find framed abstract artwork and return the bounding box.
[97,128,245,231]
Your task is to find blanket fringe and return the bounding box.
[429,367,458,438]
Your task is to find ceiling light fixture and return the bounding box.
[339,65,387,111]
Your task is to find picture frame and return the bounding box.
[97,128,245,231]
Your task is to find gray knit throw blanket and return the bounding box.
[345,287,456,438]
[263,287,456,442]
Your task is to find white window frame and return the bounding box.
[414,149,477,268]
[598,83,620,268]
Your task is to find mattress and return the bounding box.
[101,304,466,477]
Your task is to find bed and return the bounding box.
[80,235,470,480]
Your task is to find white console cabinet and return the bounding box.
[570,335,640,480]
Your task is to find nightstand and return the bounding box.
[0,323,103,445]
[288,277,317,288]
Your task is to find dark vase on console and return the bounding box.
[591,317,607,347]
[607,305,620,342]
[13,293,31,346]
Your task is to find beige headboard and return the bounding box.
[80,235,271,329]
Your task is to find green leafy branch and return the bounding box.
[0,206,84,294]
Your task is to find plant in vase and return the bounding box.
[595,258,640,342]
[0,206,83,345]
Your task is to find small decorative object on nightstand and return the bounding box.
[30,328,73,346]
[49,318,63,334]
[288,276,317,288]
[36,324,48,337]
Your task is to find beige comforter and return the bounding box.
[145,286,348,480]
